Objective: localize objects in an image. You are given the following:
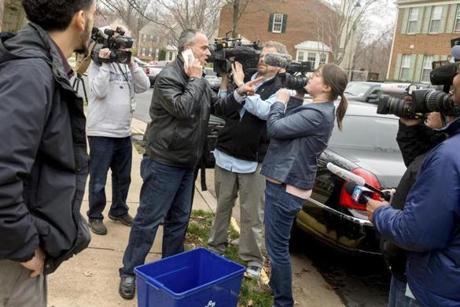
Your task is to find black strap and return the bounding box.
[200,158,207,191]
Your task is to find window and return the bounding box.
[455,5,460,32]
[329,116,400,153]
[307,53,316,64]
[297,51,305,61]
[429,6,443,33]
[320,53,327,64]
[399,55,411,80]
[407,8,418,33]
[272,13,284,33]
[420,56,433,83]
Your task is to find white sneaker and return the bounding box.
[244,266,262,280]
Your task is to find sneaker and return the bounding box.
[89,219,107,235]
[245,265,262,280]
[108,213,133,226]
[119,275,135,300]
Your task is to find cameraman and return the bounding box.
[382,111,446,307]
[367,75,460,306]
[208,41,288,279]
[86,27,150,235]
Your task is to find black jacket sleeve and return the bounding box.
[0,59,54,261]
[396,121,444,166]
[210,88,242,118]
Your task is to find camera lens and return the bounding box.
[376,95,417,118]
[285,74,308,91]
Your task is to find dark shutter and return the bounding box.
[268,13,274,32]
[281,14,288,33]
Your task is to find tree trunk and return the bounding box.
[232,0,240,38]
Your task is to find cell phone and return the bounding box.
[181,49,195,69]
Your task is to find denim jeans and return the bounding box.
[264,181,304,307]
[87,136,132,220]
[120,157,194,275]
[388,275,420,307]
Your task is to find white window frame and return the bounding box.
[454,5,460,32]
[307,52,317,64]
[407,8,418,33]
[420,56,433,83]
[319,53,327,64]
[272,13,284,33]
[400,55,411,80]
[297,51,305,61]
[429,6,443,33]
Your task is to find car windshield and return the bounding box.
[329,115,400,153]
[344,83,374,97]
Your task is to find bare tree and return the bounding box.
[352,28,393,80]
[98,0,150,47]
[119,0,225,44]
[223,0,251,38]
[316,0,384,66]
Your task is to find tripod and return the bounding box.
[72,73,89,103]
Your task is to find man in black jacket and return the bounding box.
[118,29,242,299]
[0,0,96,305]
[208,41,288,279]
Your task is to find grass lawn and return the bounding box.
[186,210,273,307]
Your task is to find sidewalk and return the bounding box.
[48,118,343,307]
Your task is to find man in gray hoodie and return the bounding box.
[86,33,150,235]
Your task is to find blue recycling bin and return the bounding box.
[134,248,245,307]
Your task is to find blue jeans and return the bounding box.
[264,181,304,307]
[388,276,420,307]
[120,157,194,275]
[87,136,132,220]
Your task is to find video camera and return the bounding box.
[376,37,460,118]
[210,36,262,81]
[264,53,313,91]
[91,27,134,65]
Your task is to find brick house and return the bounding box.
[387,0,460,82]
[218,0,336,69]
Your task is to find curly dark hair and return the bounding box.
[22,0,94,31]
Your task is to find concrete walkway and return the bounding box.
[47,118,343,307]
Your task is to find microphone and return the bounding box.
[326,163,384,196]
[344,182,373,204]
[264,53,292,68]
[326,163,366,186]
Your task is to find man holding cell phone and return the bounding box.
[118,29,243,299]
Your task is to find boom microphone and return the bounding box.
[264,53,292,68]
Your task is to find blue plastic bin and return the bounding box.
[134,248,245,307]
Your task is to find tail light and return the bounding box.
[339,168,381,211]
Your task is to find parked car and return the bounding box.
[204,68,222,92]
[344,81,382,103]
[293,101,406,255]
[145,61,169,88]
